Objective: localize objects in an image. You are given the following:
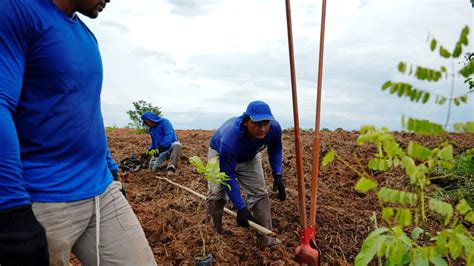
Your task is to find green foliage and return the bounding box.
[325,125,473,265]
[453,121,474,133]
[402,116,444,136]
[189,156,231,190]
[381,26,472,128]
[126,100,162,130]
[105,123,118,133]
[147,149,160,157]
[322,149,336,166]
[432,149,474,206]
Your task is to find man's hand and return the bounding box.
[272,174,286,201]
[236,208,254,227]
[111,170,119,181]
[147,149,159,157]
[111,170,127,197]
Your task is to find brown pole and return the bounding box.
[285,0,306,229]
[309,0,327,227]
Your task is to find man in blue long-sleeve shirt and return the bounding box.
[0,0,155,264]
[206,101,286,247]
[142,112,183,174]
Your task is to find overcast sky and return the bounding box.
[83,0,473,130]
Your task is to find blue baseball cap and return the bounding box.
[243,101,275,122]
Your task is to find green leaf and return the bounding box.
[421,93,430,103]
[456,199,471,215]
[368,158,389,171]
[466,211,474,223]
[430,39,437,51]
[438,97,446,105]
[378,187,418,206]
[382,81,392,91]
[465,122,474,133]
[189,156,206,173]
[440,66,447,72]
[452,44,462,58]
[390,83,398,94]
[398,62,406,73]
[322,150,336,167]
[395,208,412,227]
[402,156,418,182]
[386,238,406,264]
[437,145,454,162]
[355,234,387,266]
[447,235,462,260]
[430,256,448,266]
[453,98,460,106]
[429,198,453,224]
[404,117,444,135]
[411,227,424,241]
[407,141,433,160]
[382,208,395,222]
[355,177,378,193]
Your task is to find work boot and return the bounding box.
[168,143,182,170]
[205,199,226,234]
[251,196,279,248]
[166,165,175,176]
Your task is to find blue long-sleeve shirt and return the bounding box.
[142,112,178,151]
[0,0,113,210]
[210,116,283,210]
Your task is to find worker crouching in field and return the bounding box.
[206,101,286,247]
[142,112,182,175]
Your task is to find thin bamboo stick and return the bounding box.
[155,176,276,237]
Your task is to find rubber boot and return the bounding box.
[167,144,182,170]
[251,196,279,248]
[205,200,226,234]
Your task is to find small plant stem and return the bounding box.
[444,59,455,129]
[197,199,206,255]
[418,186,428,242]
[372,212,383,266]
[336,154,369,179]
[354,154,372,179]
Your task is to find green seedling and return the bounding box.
[189,156,231,190]
[323,125,474,266]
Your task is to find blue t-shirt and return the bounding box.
[0,0,113,210]
[210,116,283,210]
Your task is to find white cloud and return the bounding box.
[83,0,473,130]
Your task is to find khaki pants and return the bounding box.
[32,181,156,266]
[207,148,277,247]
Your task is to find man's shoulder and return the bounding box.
[1,0,49,25]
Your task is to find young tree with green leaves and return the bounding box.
[126,100,162,130]
[381,26,473,128]
[322,121,474,265]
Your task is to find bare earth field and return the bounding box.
[103,128,473,265]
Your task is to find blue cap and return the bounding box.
[243,101,275,122]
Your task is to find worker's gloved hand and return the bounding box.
[236,208,254,228]
[0,205,49,265]
[111,170,127,197]
[111,170,119,181]
[272,174,286,201]
[147,149,159,157]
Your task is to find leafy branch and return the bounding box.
[381,26,473,128]
[189,156,231,190]
[322,125,474,265]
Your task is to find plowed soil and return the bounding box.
[104,128,473,265]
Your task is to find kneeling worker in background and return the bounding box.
[142,112,182,175]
